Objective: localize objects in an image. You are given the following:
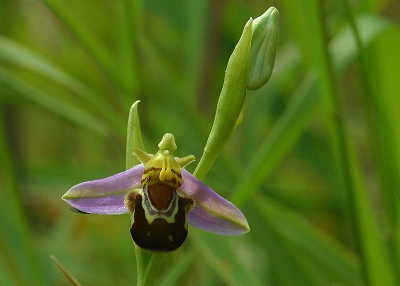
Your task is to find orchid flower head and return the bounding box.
[62,133,250,252]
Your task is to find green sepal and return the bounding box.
[176,155,195,169]
[133,148,153,165]
[126,100,145,169]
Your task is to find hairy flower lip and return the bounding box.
[62,164,250,235]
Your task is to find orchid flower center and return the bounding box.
[126,133,196,252]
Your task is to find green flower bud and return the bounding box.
[247,7,279,90]
[194,18,253,180]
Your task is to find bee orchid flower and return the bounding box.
[62,133,250,252]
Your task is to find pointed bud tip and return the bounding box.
[247,7,279,90]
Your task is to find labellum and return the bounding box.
[125,167,194,252]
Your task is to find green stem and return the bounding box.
[134,246,145,285]
[142,254,164,286]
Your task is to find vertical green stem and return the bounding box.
[125,101,163,286]
[134,246,145,285]
[142,254,164,286]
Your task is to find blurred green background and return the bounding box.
[1,0,400,285]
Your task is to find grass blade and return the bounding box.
[0,108,45,285]
[0,36,125,135]
[0,67,111,136]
